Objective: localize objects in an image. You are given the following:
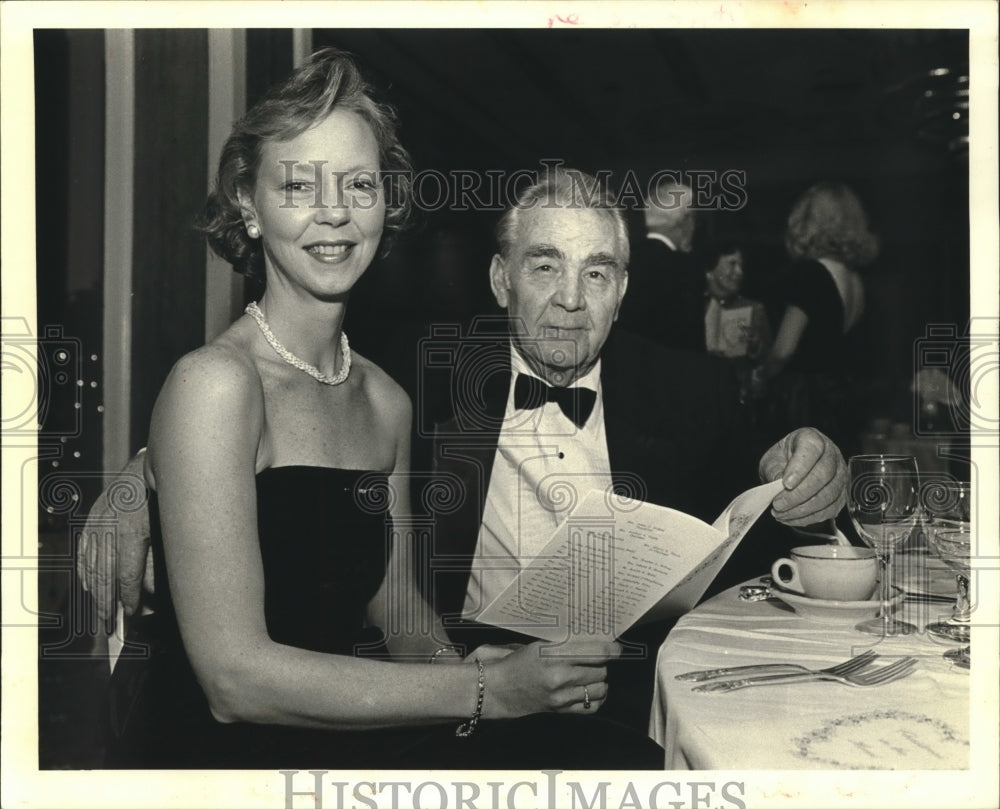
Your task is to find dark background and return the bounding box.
[33,27,971,767]
[315,28,970,408]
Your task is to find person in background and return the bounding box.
[747,181,879,452]
[616,178,704,352]
[701,239,772,363]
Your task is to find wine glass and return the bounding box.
[847,454,920,636]
[926,526,972,668]
[921,480,972,667]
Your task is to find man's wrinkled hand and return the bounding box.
[759,427,847,526]
[76,451,152,620]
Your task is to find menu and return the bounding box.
[476,480,785,640]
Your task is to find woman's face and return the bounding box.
[244,109,386,300]
[705,250,744,299]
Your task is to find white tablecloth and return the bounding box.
[649,548,970,769]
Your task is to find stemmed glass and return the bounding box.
[922,480,972,668]
[927,527,972,668]
[847,455,920,636]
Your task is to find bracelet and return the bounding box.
[455,657,485,737]
[428,644,463,664]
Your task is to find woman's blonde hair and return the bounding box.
[785,182,879,267]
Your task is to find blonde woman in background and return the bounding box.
[748,182,879,451]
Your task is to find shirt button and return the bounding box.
[558,452,565,459]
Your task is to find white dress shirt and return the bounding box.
[462,347,613,617]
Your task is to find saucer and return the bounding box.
[770,585,904,624]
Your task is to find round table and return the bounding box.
[649,547,971,769]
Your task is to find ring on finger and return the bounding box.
[583,685,591,710]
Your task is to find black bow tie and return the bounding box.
[513,373,596,428]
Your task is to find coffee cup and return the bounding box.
[771,545,878,601]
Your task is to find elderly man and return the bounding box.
[81,167,846,736]
[421,168,845,728]
[617,178,705,352]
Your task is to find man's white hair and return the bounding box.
[495,167,630,266]
[644,180,692,229]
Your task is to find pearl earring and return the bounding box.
[247,223,261,239]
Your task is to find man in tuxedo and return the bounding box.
[423,168,846,729]
[616,178,706,352]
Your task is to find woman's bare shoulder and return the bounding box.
[161,339,261,400]
[150,330,266,449]
[146,336,266,488]
[352,352,411,421]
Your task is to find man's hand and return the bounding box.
[759,427,847,526]
[77,450,153,620]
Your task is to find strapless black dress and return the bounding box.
[106,466,662,769]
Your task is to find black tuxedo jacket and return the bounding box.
[616,236,706,353]
[423,324,779,620]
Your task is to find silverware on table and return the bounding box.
[676,650,877,682]
[692,657,918,692]
[904,591,957,604]
[738,583,954,604]
[739,584,772,602]
[944,646,970,669]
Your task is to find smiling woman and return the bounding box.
[200,49,413,286]
[240,109,387,305]
[103,47,663,770]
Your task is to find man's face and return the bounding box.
[490,206,628,386]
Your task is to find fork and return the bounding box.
[693,657,918,692]
[676,650,877,682]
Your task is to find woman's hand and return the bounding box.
[469,643,523,663]
[482,640,620,717]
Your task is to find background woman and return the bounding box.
[748,182,879,452]
[107,48,660,770]
[700,239,772,362]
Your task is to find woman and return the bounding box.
[700,241,771,362]
[108,49,661,769]
[748,182,879,450]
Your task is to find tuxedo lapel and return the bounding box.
[600,330,664,498]
[428,340,510,616]
[599,330,716,515]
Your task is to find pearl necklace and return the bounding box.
[245,300,351,385]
